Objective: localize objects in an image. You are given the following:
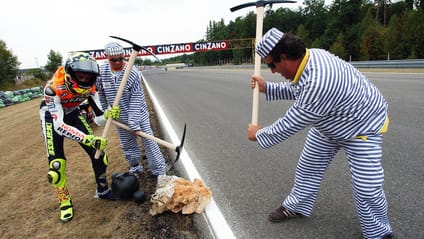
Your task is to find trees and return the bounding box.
[402,9,424,58]
[160,1,419,65]
[0,40,20,87]
[302,0,328,44]
[359,8,386,60]
[330,33,347,60]
[2,1,423,74]
[0,44,62,88]
[385,14,405,59]
[44,50,63,75]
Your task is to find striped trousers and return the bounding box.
[283,127,392,238]
[116,120,166,176]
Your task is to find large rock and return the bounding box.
[150,175,212,216]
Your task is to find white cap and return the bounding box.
[104,42,124,56]
[256,28,284,58]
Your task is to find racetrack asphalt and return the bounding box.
[143,67,424,239]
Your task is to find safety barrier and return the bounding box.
[194,59,424,70]
[350,59,424,68]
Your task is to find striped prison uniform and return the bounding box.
[256,49,392,238]
[97,63,166,175]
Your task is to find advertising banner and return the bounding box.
[81,40,229,60]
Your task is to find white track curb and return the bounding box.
[143,76,236,239]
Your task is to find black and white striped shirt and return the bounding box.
[256,49,388,148]
[97,63,148,131]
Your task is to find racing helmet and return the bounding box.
[64,52,99,94]
[111,172,140,200]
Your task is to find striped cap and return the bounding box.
[256,28,284,58]
[104,42,124,56]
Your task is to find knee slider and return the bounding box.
[48,158,67,187]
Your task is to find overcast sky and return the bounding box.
[1,0,305,68]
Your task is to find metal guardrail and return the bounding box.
[350,59,424,68]
[193,59,424,69]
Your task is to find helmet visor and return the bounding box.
[69,60,99,75]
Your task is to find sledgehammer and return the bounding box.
[112,120,186,171]
[230,0,295,124]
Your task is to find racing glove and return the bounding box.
[104,106,120,120]
[82,135,108,151]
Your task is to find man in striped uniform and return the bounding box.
[96,42,166,177]
[247,28,393,239]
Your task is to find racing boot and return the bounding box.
[95,174,116,200]
[56,186,73,223]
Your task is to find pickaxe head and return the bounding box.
[230,0,296,12]
[109,35,161,62]
[167,123,187,172]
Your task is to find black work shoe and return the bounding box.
[382,234,394,239]
[268,206,302,222]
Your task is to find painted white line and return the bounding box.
[143,75,236,239]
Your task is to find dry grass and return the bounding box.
[0,93,199,238]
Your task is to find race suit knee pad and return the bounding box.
[48,158,67,188]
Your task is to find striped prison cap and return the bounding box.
[104,42,124,56]
[256,28,284,58]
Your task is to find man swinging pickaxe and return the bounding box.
[230,0,295,124]
[95,36,186,171]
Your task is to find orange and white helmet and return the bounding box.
[64,52,99,94]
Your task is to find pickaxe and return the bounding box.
[111,120,187,172]
[95,35,161,159]
[230,0,295,124]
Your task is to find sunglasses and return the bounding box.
[109,57,124,62]
[266,56,281,69]
[267,62,276,69]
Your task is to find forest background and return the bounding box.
[181,0,424,65]
[1,0,423,88]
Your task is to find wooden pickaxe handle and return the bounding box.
[251,6,264,125]
[112,120,186,171]
[112,120,176,150]
[230,0,296,125]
